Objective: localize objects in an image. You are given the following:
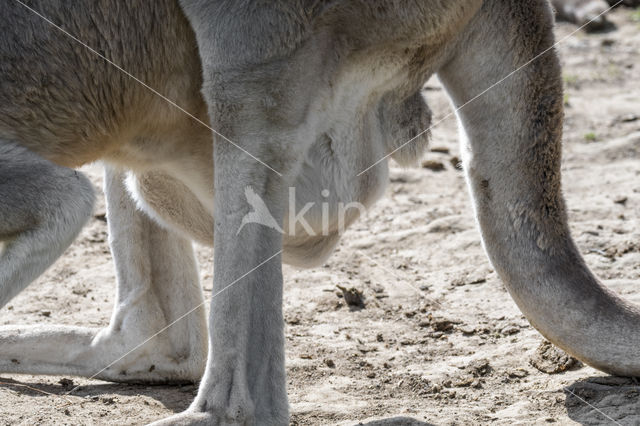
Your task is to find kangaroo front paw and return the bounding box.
[150,359,288,426]
[152,406,284,426]
[185,365,257,426]
[148,411,213,426]
[150,392,255,426]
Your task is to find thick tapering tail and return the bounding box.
[438,0,640,376]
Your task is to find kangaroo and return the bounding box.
[551,0,640,30]
[0,1,638,425]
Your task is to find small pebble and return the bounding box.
[421,160,445,172]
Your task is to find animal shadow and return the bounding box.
[355,418,434,426]
[564,376,640,425]
[0,376,194,413]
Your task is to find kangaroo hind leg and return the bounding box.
[0,140,94,309]
[0,166,207,383]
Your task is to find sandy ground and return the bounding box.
[1,8,640,426]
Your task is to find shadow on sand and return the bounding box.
[0,376,194,413]
[353,418,434,426]
[564,375,640,425]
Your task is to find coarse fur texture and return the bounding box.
[0,0,638,425]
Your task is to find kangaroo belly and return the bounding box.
[0,0,204,168]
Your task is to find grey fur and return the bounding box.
[0,141,94,307]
